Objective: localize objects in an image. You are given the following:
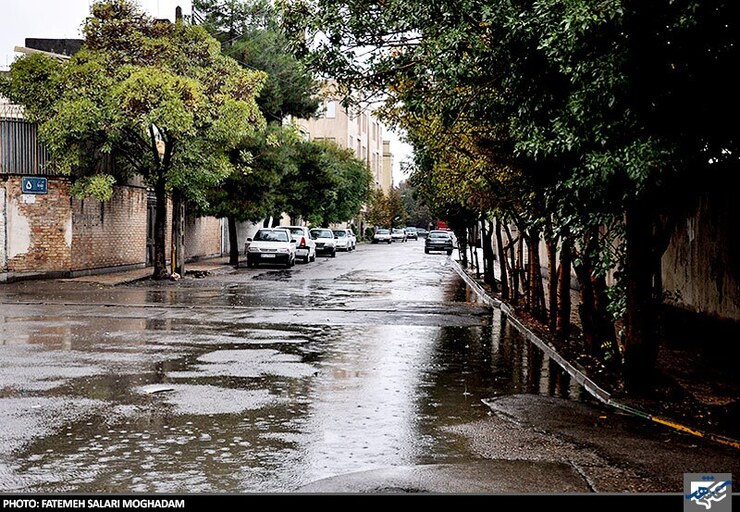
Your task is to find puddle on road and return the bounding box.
[167,349,317,380]
[0,308,584,493]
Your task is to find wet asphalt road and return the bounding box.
[0,240,738,494]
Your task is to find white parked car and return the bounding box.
[246,228,296,268]
[391,227,407,242]
[332,229,353,251]
[346,228,357,249]
[284,226,316,263]
[372,228,392,244]
[309,228,337,257]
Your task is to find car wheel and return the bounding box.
[447,250,453,255]
[331,250,336,258]
[387,240,391,244]
[310,253,316,262]
[425,248,430,254]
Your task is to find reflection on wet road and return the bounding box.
[0,242,583,492]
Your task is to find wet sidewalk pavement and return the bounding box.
[452,255,740,449]
[63,256,241,286]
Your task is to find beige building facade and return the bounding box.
[297,83,393,194]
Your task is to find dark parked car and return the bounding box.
[424,230,455,255]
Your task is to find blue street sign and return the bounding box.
[22,177,48,194]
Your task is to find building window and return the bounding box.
[324,101,336,119]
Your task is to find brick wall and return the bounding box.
[184,215,223,261]
[72,186,148,271]
[4,176,72,274]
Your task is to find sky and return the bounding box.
[0,0,413,184]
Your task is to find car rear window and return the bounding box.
[430,232,449,238]
[255,230,288,242]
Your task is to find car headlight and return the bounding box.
[277,248,290,253]
[247,246,259,253]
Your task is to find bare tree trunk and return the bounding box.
[623,202,660,393]
[527,229,547,321]
[171,190,185,277]
[228,215,239,267]
[469,226,478,276]
[573,251,597,356]
[556,238,572,340]
[458,228,468,267]
[517,232,527,305]
[482,219,496,288]
[504,223,519,303]
[152,177,169,280]
[495,219,509,300]
[545,234,558,333]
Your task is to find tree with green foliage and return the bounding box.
[364,188,391,229]
[398,180,433,230]
[194,0,320,265]
[278,140,372,227]
[1,0,266,279]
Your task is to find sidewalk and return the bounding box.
[64,256,240,286]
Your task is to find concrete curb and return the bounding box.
[450,258,740,451]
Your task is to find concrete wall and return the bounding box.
[662,190,739,321]
[1,185,6,273]
[184,215,223,261]
[71,186,148,272]
[234,220,262,255]
[490,187,738,323]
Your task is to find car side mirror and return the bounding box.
[247,238,253,242]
